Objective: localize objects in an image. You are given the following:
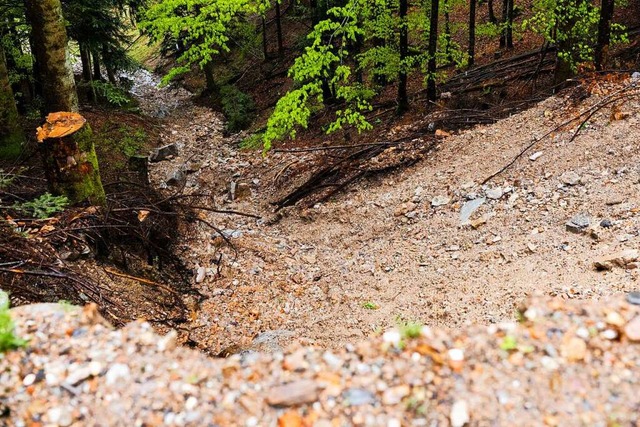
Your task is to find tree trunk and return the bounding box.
[427,0,439,102]
[102,44,117,84]
[506,0,514,48]
[397,0,409,114]
[487,0,497,24]
[595,0,614,70]
[23,0,78,112]
[262,16,269,60]
[92,49,102,81]
[0,44,24,159]
[79,43,92,82]
[203,61,217,95]
[40,121,106,206]
[444,0,453,63]
[499,0,508,47]
[275,0,284,57]
[468,0,476,67]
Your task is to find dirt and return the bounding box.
[137,71,640,356]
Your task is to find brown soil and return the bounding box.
[146,74,640,356]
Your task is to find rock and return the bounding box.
[105,363,130,386]
[624,316,640,341]
[195,266,206,283]
[431,195,450,207]
[277,411,303,427]
[250,330,296,353]
[632,71,640,81]
[342,389,376,406]
[560,337,587,362]
[266,380,319,407]
[566,213,590,234]
[600,219,613,228]
[47,406,73,427]
[394,201,417,217]
[149,143,178,162]
[460,198,485,224]
[450,400,470,427]
[606,311,625,327]
[593,249,640,271]
[486,187,503,200]
[166,169,185,187]
[627,291,640,306]
[560,171,581,186]
[529,151,543,161]
[382,385,410,405]
[65,366,93,386]
[230,182,252,201]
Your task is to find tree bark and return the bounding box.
[487,0,497,24]
[427,0,439,102]
[499,0,508,47]
[40,122,106,206]
[102,44,117,84]
[91,49,102,81]
[444,0,453,63]
[468,0,476,67]
[397,0,409,114]
[23,0,78,112]
[506,0,514,48]
[0,44,25,159]
[262,16,269,60]
[79,43,92,82]
[595,0,614,70]
[203,61,217,95]
[275,0,284,57]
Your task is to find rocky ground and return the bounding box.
[141,72,640,355]
[2,294,640,426]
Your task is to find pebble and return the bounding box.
[627,292,640,306]
[382,385,410,405]
[624,316,640,341]
[486,187,504,200]
[460,198,485,224]
[529,151,543,161]
[560,337,587,362]
[343,388,376,406]
[600,219,613,228]
[450,400,470,427]
[560,171,581,186]
[195,266,206,283]
[47,406,73,426]
[266,380,319,407]
[566,213,590,234]
[105,363,131,386]
[431,195,451,207]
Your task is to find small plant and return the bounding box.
[14,193,69,219]
[500,335,518,351]
[362,301,378,310]
[89,81,131,107]
[396,317,423,340]
[239,133,264,150]
[0,291,28,353]
[220,85,256,133]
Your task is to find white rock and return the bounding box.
[450,400,470,427]
[195,266,206,283]
[105,363,130,386]
[431,195,451,207]
[486,187,504,200]
[529,151,543,161]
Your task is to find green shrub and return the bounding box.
[239,133,263,150]
[220,85,256,133]
[0,291,27,353]
[88,81,132,107]
[14,193,69,219]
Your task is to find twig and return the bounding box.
[103,267,178,295]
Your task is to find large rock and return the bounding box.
[566,213,590,234]
[593,249,640,271]
[149,143,178,162]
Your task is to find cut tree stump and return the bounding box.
[37,112,106,206]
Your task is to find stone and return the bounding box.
[593,249,640,271]
[105,363,130,386]
[627,291,640,306]
[560,171,581,186]
[342,389,376,406]
[65,366,92,386]
[266,380,319,407]
[600,219,613,228]
[606,312,625,327]
[470,215,488,229]
[166,169,185,187]
[486,187,503,200]
[195,266,206,283]
[382,385,410,405]
[431,195,451,207]
[450,400,470,427]
[624,316,640,341]
[250,330,296,353]
[632,71,640,81]
[47,406,73,427]
[460,198,485,224]
[560,337,587,362]
[529,151,543,161]
[394,201,417,217]
[149,143,178,162]
[566,213,590,234]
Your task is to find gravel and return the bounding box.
[2,297,640,426]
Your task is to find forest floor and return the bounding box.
[136,68,640,356]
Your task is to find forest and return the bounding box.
[0,0,639,348]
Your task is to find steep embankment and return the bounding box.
[149,75,640,354]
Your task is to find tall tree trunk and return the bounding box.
[487,0,497,24]
[79,43,92,82]
[595,0,614,70]
[23,0,78,112]
[91,49,102,81]
[203,61,217,95]
[262,16,269,60]
[506,0,514,48]
[0,44,25,159]
[427,0,439,102]
[397,0,409,114]
[499,0,508,47]
[468,0,476,67]
[275,0,284,57]
[102,44,117,84]
[444,0,453,63]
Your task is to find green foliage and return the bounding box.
[239,133,264,150]
[499,335,518,351]
[0,291,28,354]
[13,193,69,219]
[220,85,256,132]
[88,81,132,107]
[362,301,378,309]
[396,318,423,339]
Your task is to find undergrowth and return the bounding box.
[0,291,27,353]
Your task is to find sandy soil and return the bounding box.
[145,75,640,355]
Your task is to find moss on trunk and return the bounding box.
[40,123,106,206]
[0,44,24,159]
[24,0,78,113]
